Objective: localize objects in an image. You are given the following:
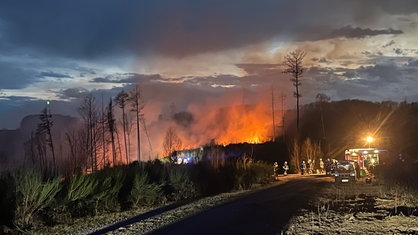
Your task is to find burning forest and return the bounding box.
[0,85,287,174]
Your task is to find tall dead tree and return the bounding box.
[128,85,145,162]
[106,98,117,166]
[115,90,130,164]
[36,105,56,172]
[78,94,99,172]
[100,94,107,167]
[283,49,306,130]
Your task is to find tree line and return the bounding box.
[285,98,418,173]
[25,85,145,176]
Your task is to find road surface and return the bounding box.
[148,175,332,235]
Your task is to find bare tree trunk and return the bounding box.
[78,94,100,173]
[116,129,123,164]
[115,90,130,164]
[37,107,56,174]
[128,85,144,162]
[283,50,306,131]
[106,98,117,166]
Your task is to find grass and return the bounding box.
[1,157,274,234]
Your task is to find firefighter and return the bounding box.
[283,161,289,176]
[273,162,279,178]
[300,161,306,175]
[319,158,325,174]
[306,160,311,174]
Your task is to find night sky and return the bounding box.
[1,0,418,129]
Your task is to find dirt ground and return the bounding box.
[283,179,418,235]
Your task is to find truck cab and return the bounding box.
[334,160,357,183]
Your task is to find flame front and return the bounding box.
[215,104,272,145]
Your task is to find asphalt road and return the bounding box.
[148,175,332,235]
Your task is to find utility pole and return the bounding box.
[281,94,286,142]
[271,86,276,141]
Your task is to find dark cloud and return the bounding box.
[383,40,395,48]
[407,58,418,67]
[358,64,403,83]
[0,0,415,59]
[0,0,417,131]
[185,74,241,87]
[0,61,38,89]
[235,64,280,76]
[394,48,404,55]
[327,26,403,39]
[313,57,330,64]
[39,71,73,79]
[91,73,162,84]
[58,88,89,99]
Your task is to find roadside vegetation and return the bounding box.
[283,162,418,235]
[0,157,273,234]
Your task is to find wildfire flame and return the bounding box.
[213,104,272,145]
[138,88,284,158]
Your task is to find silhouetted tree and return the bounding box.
[128,85,145,162]
[65,127,89,174]
[115,90,130,163]
[289,139,301,173]
[163,127,182,157]
[106,98,117,165]
[78,94,100,172]
[283,49,306,130]
[36,106,56,172]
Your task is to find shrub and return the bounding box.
[65,173,98,218]
[93,168,125,212]
[13,169,61,231]
[66,173,98,202]
[167,166,198,201]
[233,156,256,190]
[130,171,164,207]
[192,162,233,196]
[143,159,168,184]
[250,161,272,184]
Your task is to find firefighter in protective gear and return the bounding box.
[300,161,306,175]
[283,161,289,176]
[319,158,325,174]
[273,162,279,178]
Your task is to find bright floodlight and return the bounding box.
[366,136,373,143]
[47,100,51,105]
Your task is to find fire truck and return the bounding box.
[344,148,380,172]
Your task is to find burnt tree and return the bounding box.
[283,49,306,130]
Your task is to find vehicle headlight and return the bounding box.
[334,173,339,177]
[350,173,355,177]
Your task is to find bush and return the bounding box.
[143,159,168,184]
[13,169,61,231]
[167,166,198,201]
[93,168,125,212]
[65,173,98,218]
[192,162,234,196]
[66,173,98,202]
[233,156,255,190]
[250,161,272,184]
[130,171,164,207]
